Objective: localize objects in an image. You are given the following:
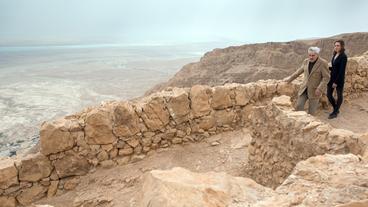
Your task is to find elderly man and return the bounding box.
[284,47,330,115]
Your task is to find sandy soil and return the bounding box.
[316,93,368,134]
[35,128,252,207]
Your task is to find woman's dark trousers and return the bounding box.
[327,84,344,113]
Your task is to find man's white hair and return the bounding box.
[308,46,321,54]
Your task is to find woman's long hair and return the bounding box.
[333,40,345,55]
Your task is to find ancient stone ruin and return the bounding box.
[1,52,368,207]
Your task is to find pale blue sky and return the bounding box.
[0,0,367,45]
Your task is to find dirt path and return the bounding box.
[316,93,368,134]
[35,128,252,207]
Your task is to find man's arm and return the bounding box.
[285,61,305,83]
[317,61,330,93]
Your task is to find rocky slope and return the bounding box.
[146,32,368,95]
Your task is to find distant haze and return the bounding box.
[1,0,368,45]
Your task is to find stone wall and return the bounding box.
[344,52,368,97]
[0,79,298,206]
[0,52,367,206]
[246,95,367,188]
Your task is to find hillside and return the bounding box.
[146,32,368,95]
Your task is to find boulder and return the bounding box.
[63,177,80,190]
[112,102,140,137]
[277,81,298,97]
[214,110,236,127]
[53,152,90,178]
[140,167,275,207]
[16,184,47,206]
[271,95,292,107]
[40,118,75,155]
[138,96,170,131]
[0,196,16,207]
[0,158,18,189]
[47,180,59,198]
[192,115,216,132]
[165,88,190,124]
[18,153,52,182]
[211,86,233,109]
[190,85,212,118]
[85,107,116,145]
[234,85,251,106]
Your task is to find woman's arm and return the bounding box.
[334,55,347,84]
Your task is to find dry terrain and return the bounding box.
[147,32,368,95]
[317,93,368,134]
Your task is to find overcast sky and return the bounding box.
[1,0,367,45]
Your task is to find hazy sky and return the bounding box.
[1,0,367,45]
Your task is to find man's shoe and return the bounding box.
[328,112,338,119]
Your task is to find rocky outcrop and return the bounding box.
[146,32,368,94]
[140,154,368,207]
[140,167,275,207]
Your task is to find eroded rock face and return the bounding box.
[85,107,116,145]
[0,158,18,190]
[17,153,53,182]
[40,118,76,155]
[139,167,275,207]
[53,152,90,178]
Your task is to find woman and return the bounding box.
[327,40,347,119]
